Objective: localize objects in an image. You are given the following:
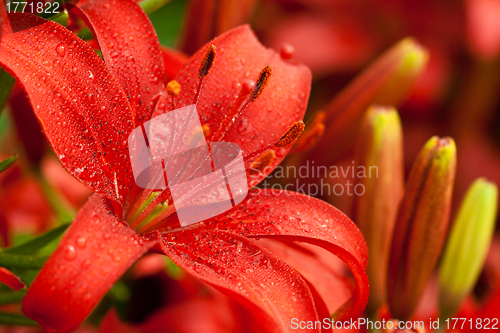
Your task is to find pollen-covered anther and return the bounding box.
[249,150,275,176]
[291,111,326,153]
[202,124,210,136]
[198,44,216,79]
[166,80,181,97]
[276,121,305,147]
[250,65,272,102]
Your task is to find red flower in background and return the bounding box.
[0,3,5,40]
[0,0,369,332]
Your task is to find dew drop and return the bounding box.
[77,237,87,248]
[280,43,295,60]
[64,245,76,260]
[56,43,66,57]
[298,219,310,232]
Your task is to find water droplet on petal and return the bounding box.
[56,43,66,57]
[64,245,76,260]
[298,219,310,232]
[77,237,86,249]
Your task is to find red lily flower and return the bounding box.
[98,264,267,333]
[0,1,369,332]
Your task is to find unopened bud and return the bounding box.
[439,178,498,318]
[387,136,456,320]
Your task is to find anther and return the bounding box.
[250,65,272,102]
[202,124,210,137]
[194,45,216,104]
[291,111,326,153]
[248,150,275,176]
[199,45,216,79]
[212,67,272,142]
[167,80,181,97]
[243,121,306,162]
[276,121,305,147]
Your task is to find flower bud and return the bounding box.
[439,178,498,318]
[387,136,457,320]
[315,38,428,163]
[352,105,404,313]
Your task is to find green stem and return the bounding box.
[34,170,76,223]
[0,69,16,116]
[0,312,38,326]
[0,252,48,269]
[140,0,172,15]
[0,291,26,305]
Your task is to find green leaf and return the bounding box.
[0,312,38,326]
[3,223,70,255]
[146,0,186,47]
[0,253,48,269]
[0,155,17,173]
[0,69,16,115]
[140,0,172,15]
[0,290,26,305]
[439,178,498,318]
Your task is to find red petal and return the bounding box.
[258,239,353,316]
[75,0,165,126]
[190,189,369,320]
[159,231,320,332]
[99,309,140,333]
[9,88,47,164]
[0,267,25,290]
[140,294,249,333]
[0,14,134,204]
[179,0,259,55]
[154,25,312,184]
[177,0,216,55]
[22,194,155,333]
[161,46,188,82]
[0,1,5,39]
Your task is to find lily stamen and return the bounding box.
[243,121,305,163]
[194,44,216,105]
[212,65,273,142]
